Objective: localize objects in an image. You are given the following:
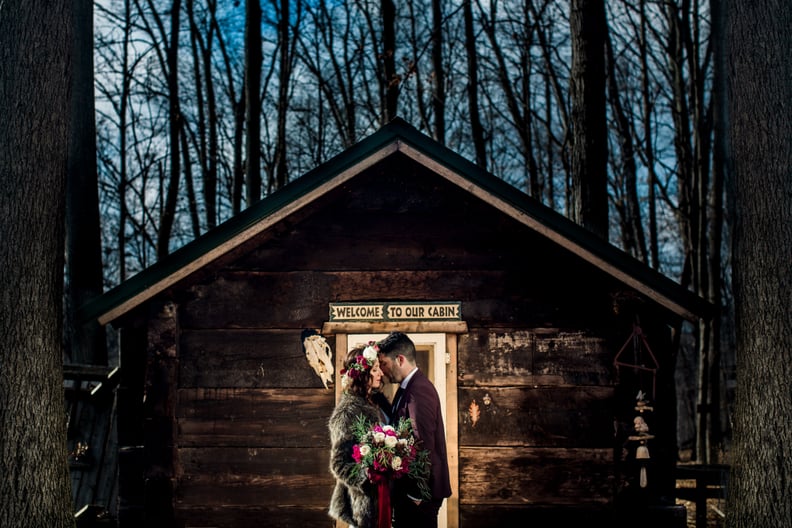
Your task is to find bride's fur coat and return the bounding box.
[328,391,382,528]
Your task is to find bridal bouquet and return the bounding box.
[350,415,430,527]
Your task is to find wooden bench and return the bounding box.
[675,464,730,528]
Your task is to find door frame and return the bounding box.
[325,322,462,528]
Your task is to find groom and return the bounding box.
[377,332,451,528]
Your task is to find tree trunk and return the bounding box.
[186,0,219,230]
[180,126,201,238]
[66,0,108,365]
[569,0,608,239]
[406,0,430,134]
[638,0,659,270]
[211,2,245,215]
[464,0,486,169]
[726,1,792,526]
[274,0,293,191]
[707,0,727,463]
[204,1,219,230]
[0,1,75,526]
[245,0,262,206]
[118,0,132,282]
[381,0,398,122]
[431,0,445,144]
[156,0,182,259]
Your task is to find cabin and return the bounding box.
[81,118,712,528]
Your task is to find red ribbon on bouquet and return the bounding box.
[376,478,391,528]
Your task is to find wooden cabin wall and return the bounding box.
[172,291,336,527]
[116,318,148,527]
[117,158,687,527]
[457,329,616,522]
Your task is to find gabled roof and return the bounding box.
[82,117,713,326]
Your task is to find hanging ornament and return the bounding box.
[614,324,659,400]
[469,399,480,428]
[636,442,651,488]
[628,395,655,489]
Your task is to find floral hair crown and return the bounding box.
[340,341,379,389]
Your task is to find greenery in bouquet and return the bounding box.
[350,414,431,500]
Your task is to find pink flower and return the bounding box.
[352,444,362,463]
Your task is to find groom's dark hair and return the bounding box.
[377,331,416,362]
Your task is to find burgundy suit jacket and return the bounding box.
[393,369,452,502]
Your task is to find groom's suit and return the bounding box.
[391,369,451,527]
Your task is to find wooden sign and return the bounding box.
[329,301,461,321]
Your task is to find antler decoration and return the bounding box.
[302,330,334,389]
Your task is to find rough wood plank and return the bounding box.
[460,446,615,505]
[458,329,613,387]
[459,504,615,527]
[143,300,179,525]
[176,447,332,507]
[533,329,613,385]
[176,505,331,528]
[458,386,615,447]
[229,182,537,272]
[177,388,334,447]
[457,330,535,385]
[179,268,589,330]
[179,330,331,388]
[179,269,517,329]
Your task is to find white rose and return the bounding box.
[359,444,371,457]
[381,425,395,434]
[391,456,402,471]
[384,435,397,448]
[373,431,386,444]
[363,346,378,362]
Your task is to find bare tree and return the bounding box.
[664,0,722,462]
[605,17,647,263]
[464,0,486,168]
[637,0,660,270]
[270,0,301,191]
[381,0,398,122]
[66,0,108,366]
[403,0,432,136]
[297,1,362,147]
[0,0,75,525]
[431,0,445,143]
[207,3,246,215]
[706,0,727,463]
[153,0,184,259]
[569,0,608,239]
[186,0,220,230]
[726,2,792,526]
[94,0,137,283]
[245,0,262,206]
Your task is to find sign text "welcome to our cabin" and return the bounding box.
[329,302,461,321]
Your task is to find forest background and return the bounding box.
[1,0,790,527]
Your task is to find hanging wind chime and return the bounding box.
[630,392,655,488]
[614,323,659,489]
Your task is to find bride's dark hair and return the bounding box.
[343,346,374,398]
